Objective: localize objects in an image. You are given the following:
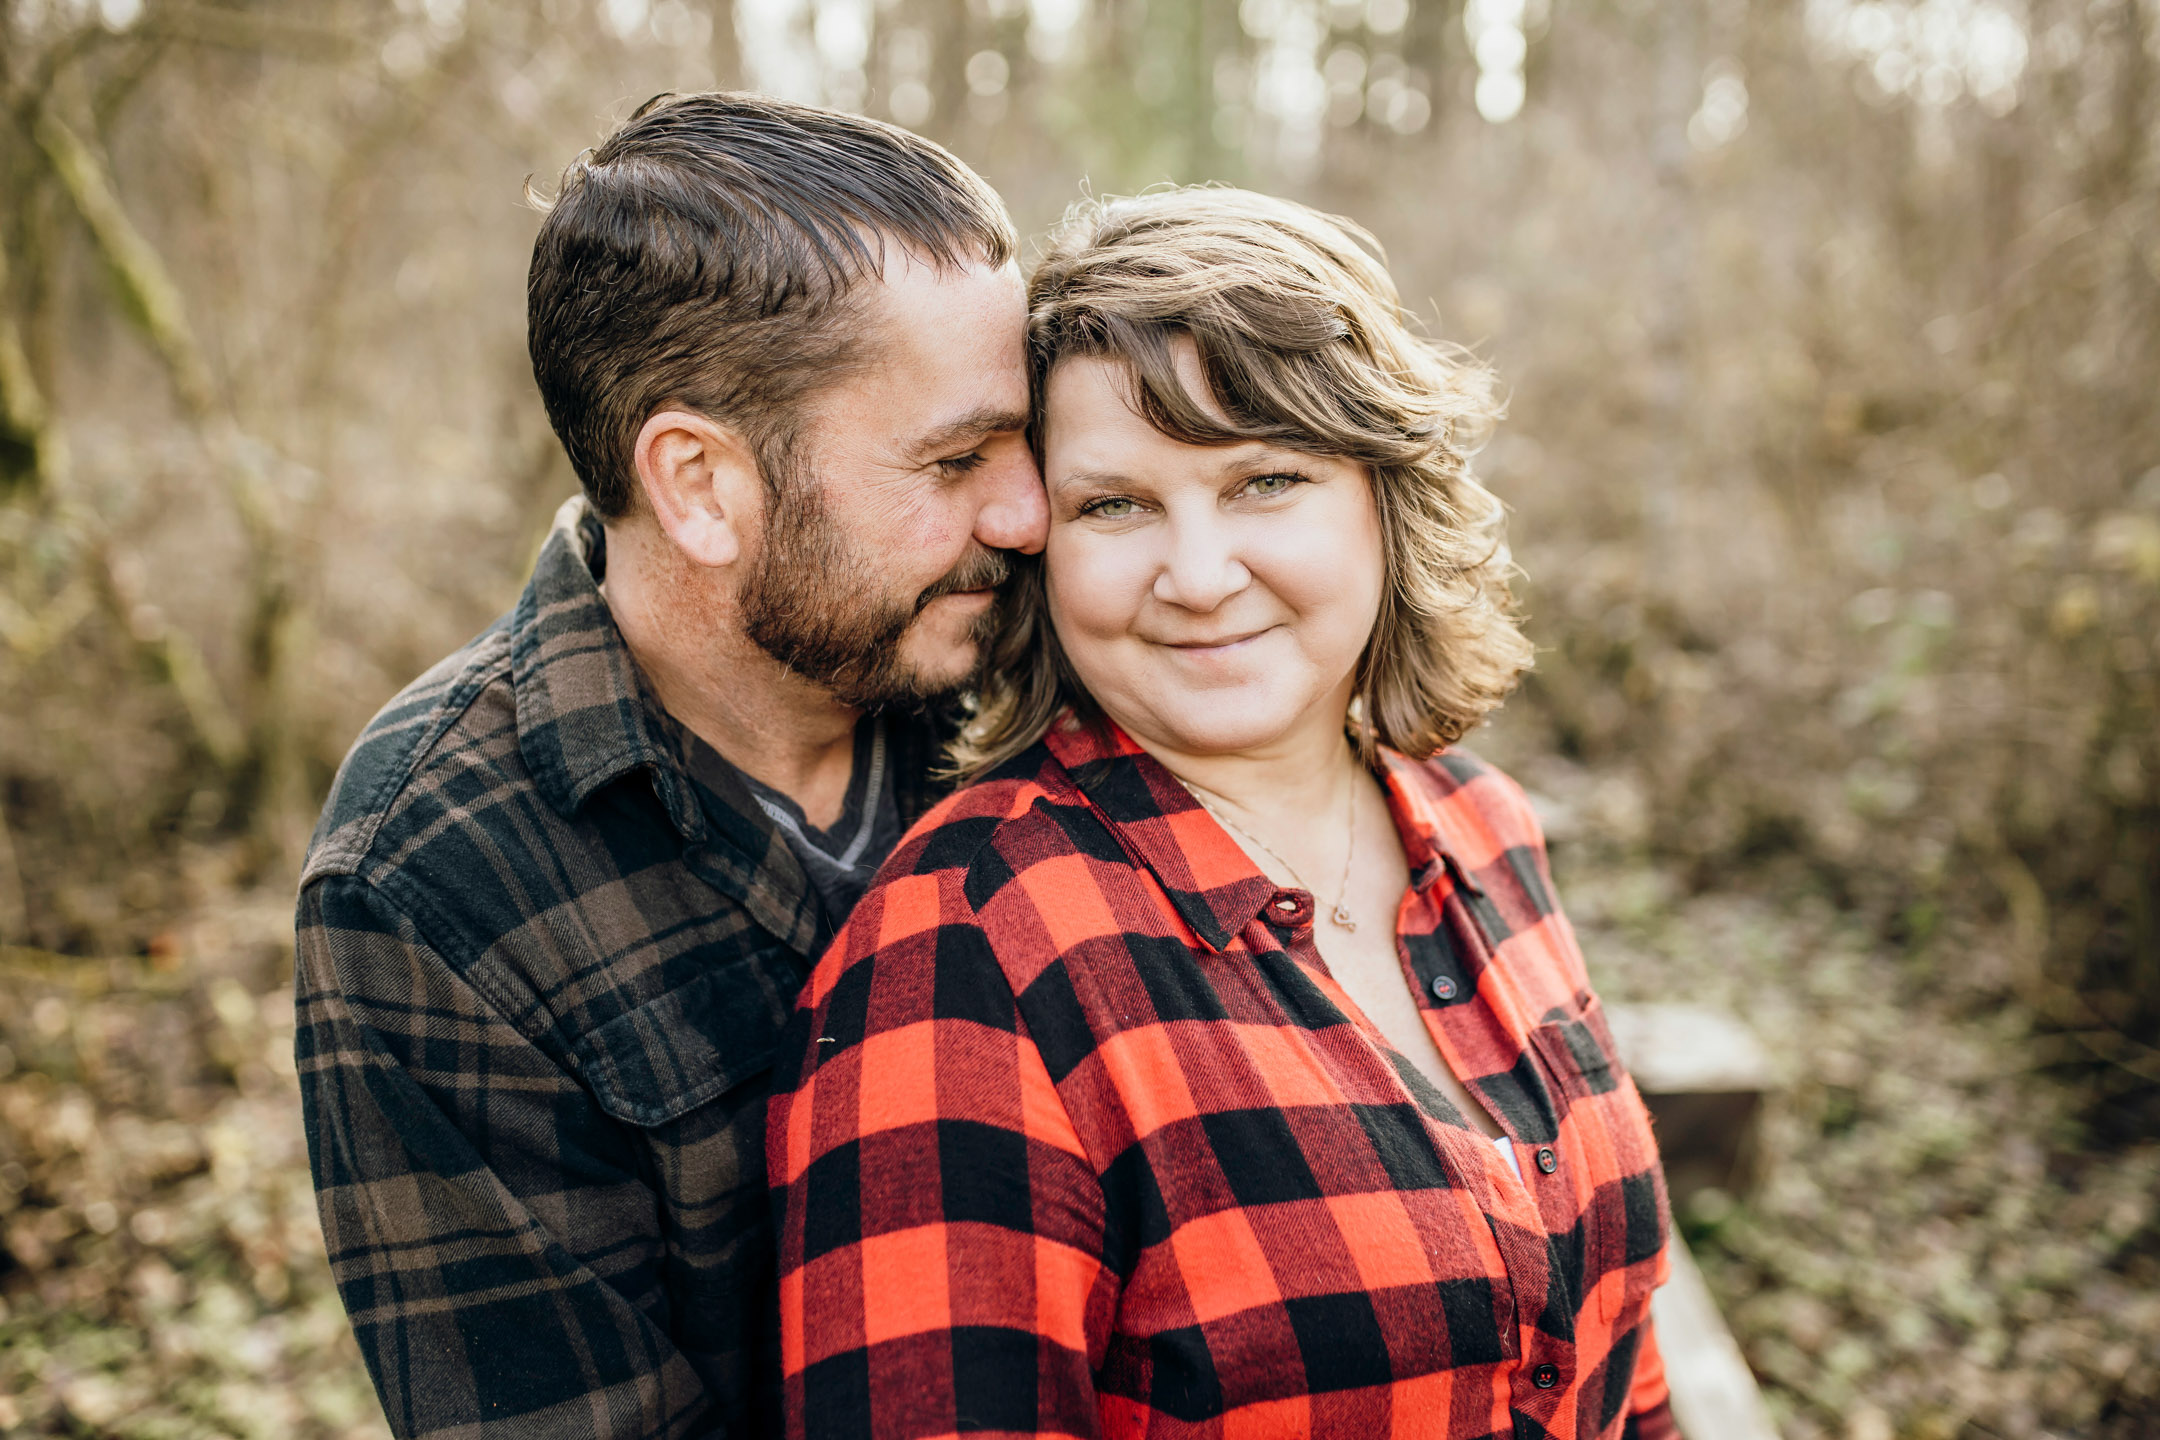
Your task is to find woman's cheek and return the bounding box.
[1048,533,1144,643]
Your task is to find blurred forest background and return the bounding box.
[2,0,2157,1435]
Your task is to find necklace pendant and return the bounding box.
[1330,902,1357,931]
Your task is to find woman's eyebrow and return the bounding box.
[1051,468,1133,492]
[1053,445,1297,493]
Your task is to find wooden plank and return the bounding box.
[1654,1234,1783,1440]
[1607,1005,1781,1439]
[1608,1003,1776,1208]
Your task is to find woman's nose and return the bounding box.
[1152,519,1251,612]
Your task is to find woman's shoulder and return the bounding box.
[1390,744,1551,853]
[880,740,1091,887]
[795,739,1099,1017]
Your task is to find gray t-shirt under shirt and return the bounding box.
[680,715,902,930]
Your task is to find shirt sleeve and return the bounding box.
[294,874,714,1440]
[768,870,1113,1440]
[1621,1306,1679,1439]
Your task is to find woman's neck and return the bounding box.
[1122,685,1365,833]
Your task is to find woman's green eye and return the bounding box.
[1247,473,1296,496]
[1086,497,1136,518]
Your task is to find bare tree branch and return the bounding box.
[0,240,64,496]
[31,106,217,418]
[23,98,288,801]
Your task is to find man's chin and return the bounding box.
[816,633,978,713]
[888,640,979,703]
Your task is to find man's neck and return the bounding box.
[601,520,862,829]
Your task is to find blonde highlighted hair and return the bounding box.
[952,186,1533,777]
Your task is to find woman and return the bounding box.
[768,188,1676,1439]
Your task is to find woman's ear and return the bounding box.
[631,409,763,569]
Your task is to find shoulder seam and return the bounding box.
[302,627,515,885]
[298,869,533,1038]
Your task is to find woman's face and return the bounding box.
[1040,346,1387,760]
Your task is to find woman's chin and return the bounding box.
[1108,692,1317,759]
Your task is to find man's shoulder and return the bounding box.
[877,741,1097,892]
[302,617,523,892]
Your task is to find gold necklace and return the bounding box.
[1183,773,1361,931]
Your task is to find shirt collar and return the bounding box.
[1044,716,1279,952]
[1044,713,1470,951]
[510,496,704,841]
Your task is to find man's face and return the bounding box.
[738,255,1044,709]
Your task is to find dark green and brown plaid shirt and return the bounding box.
[295,498,950,1440]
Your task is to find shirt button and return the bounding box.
[1535,1146,1558,1174]
[1429,974,1457,1001]
[1532,1362,1560,1389]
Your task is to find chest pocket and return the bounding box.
[572,951,794,1128]
[1528,993,1671,1323]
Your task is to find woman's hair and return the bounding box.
[951,185,1534,778]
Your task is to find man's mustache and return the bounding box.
[916,547,1013,610]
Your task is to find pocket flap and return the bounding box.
[573,963,784,1128]
[1529,992,1622,1097]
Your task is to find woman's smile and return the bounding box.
[1154,624,1278,654]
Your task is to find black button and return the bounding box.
[1535,1146,1558,1174]
[1532,1362,1560,1389]
[1430,974,1458,1001]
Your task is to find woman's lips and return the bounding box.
[1156,626,1276,654]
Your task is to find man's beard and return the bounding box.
[739,476,1011,710]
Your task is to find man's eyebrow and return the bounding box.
[911,406,1031,459]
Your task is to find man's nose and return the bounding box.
[972,449,1049,555]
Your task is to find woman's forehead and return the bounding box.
[1042,350,1248,456]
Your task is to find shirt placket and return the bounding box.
[1410,859,1592,1423]
[1253,886,1553,1376]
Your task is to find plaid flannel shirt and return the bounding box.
[771,717,1678,1440]
[296,498,948,1440]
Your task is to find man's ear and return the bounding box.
[631,409,763,569]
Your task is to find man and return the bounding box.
[294,93,1043,1440]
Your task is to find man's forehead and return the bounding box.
[863,248,1024,316]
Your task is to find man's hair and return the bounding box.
[953,186,1534,776]
[528,92,1016,517]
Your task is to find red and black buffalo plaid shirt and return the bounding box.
[769,716,1678,1440]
